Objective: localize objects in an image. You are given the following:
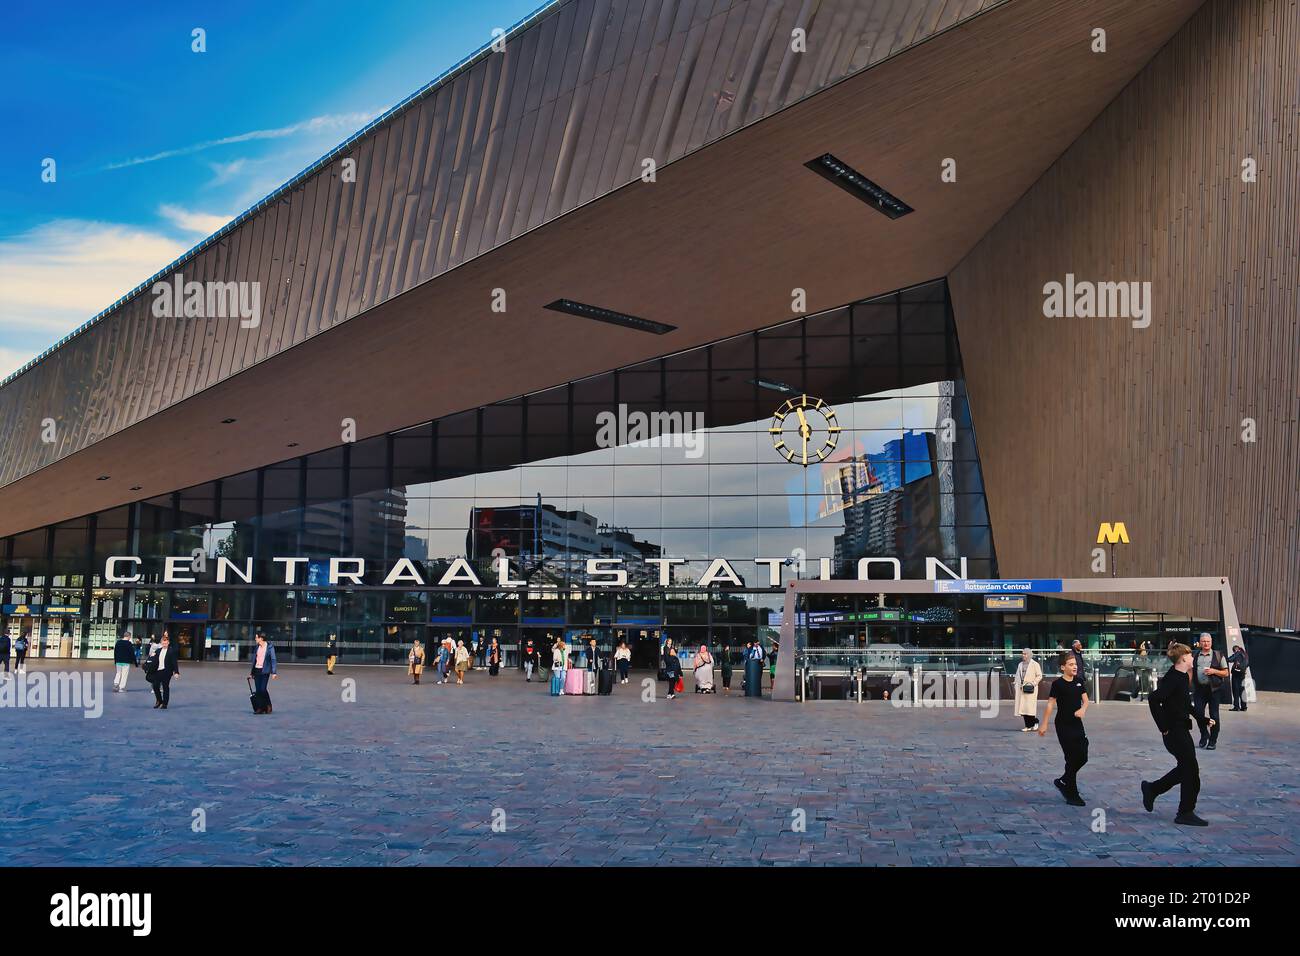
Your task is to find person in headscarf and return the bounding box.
[1013,648,1043,731]
[693,643,715,693]
[719,642,734,694]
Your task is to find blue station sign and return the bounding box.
[933,579,1063,594]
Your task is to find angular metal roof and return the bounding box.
[0,0,1003,491]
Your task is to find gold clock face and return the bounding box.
[769,395,840,465]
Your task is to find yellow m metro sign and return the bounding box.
[1097,522,1130,544]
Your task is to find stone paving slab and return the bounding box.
[0,661,1296,866]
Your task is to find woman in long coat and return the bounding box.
[408,639,426,685]
[1013,648,1043,731]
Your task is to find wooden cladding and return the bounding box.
[950,0,1300,629]
[0,0,1002,492]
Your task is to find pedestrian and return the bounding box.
[1227,642,1249,712]
[0,630,9,681]
[769,640,779,691]
[614,640,631,684]
[693,643,715,693]
[586,636,599,672]
[1069,639,1086,680]
[1038,653,1089,806]
[550,635,568,696]
[475,636,486,670]
[662,641,682,700]
[14,628,30,675]
[436,636,453,684]
[454,639,470,685]
[719,643,733,694]
[523,639,539,682]
[133,635,143,665]
[1013,648,1043,731]
[250,631,278,710]
[488,637,501,676]
[112,628,135,692]
[325,632,339,675]
[146,633,181,709]
[1141,642,1209,826]
[1192,632,1230,750]
[408,639,425,684]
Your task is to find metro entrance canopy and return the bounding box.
[773,577,1242,701]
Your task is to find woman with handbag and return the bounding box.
[453,639,470,685]
[1013,648,1043,731]
[487,637,501,677]
[408,639,425,685]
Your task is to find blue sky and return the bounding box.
[0,0,547,379]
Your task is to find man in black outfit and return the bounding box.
[1142,642,1208,826]
[148,633,181,709]
[1227,643,1249,711]
[1039,653,1090,807]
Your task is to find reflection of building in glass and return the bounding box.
[831,432,945,576]
[469,503,662,584]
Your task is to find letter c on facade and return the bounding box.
[106,555,143,583]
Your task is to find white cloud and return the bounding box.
[102,111,379,170]
[0,220,189,356]
[207,158,248,187]
[159,203,234,236]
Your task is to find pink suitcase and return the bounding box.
[564,668,585,695]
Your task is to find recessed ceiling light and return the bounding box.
[130,486,142,491]
[544,299,675,335]
[96,475,110,481]
[806,153,913,219]
[287,442,299,447]
[221,418,237,424]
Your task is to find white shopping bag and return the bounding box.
[1242,668,1257,704]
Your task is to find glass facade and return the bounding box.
[1,279,1194,666]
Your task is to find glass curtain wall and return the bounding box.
[0,279,1028,664]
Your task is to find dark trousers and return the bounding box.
[152,671,173,705]
[1151,725,1200,814]
[664,673,678,696]
[1022,714,1038,728]
[1231,671,1246,709]
[1193,684,1220,742]
[252,668,270,696]
[721,670,732,689]
[1057,728,1088,796]
[616,659,629,680]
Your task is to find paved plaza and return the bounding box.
[1,660,1296,866]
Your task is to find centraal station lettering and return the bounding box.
[105,554,973,589]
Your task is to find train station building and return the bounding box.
[0,0,1295,678]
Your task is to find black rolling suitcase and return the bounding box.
[247,675,272,714]
[598,668,615,695]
